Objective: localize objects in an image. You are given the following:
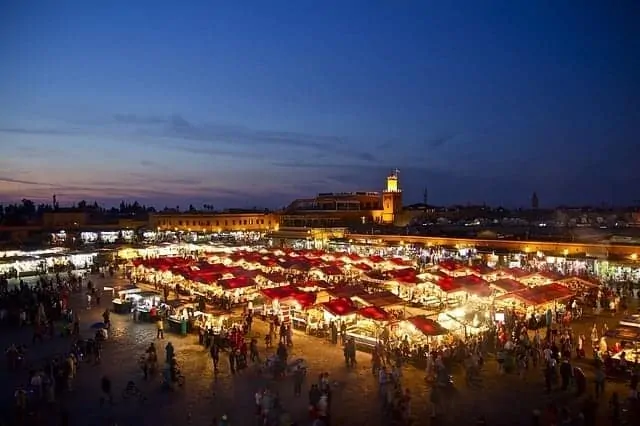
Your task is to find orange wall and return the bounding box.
[348,233,639,257]
[149,213,280,232]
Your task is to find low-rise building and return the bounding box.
[41,210,90,229]
[282,170,403,227]
[148,209,280,232]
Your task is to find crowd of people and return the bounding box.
[0,272,93,425]
[3,257,640,425]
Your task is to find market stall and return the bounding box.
[346,305,391,350]
[317,286,366,304]
[216,276,257,304]
[193,310,229,336]
[557,275,600,292]
[469,264,501,282]
[437,260,469,277]
[495,283,574,318]
[519,271,560,287]
[386,268,422,300]
[111,287,142,314]
[166,301,196,334]
[130,291,163,322]
[390,315,449,355]
[437,306,491,338]
[451,275,493,299]
[319,297,358,327]
[351,291,406,320]
[490,278,527,295]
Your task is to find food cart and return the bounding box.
[130,291,162,322]
[111,286,142,314]
[166,301,196,334]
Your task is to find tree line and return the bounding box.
[0,199,157,226]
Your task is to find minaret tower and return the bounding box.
[382,169,403,224]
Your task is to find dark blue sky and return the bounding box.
[1,1,638,209]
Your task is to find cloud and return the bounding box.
[0,176,47,186]
[126,172,203,186]
[113,114,167,125]
[0,127,78,136]
[113,112,378,163]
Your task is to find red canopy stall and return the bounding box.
[345,305,392,350]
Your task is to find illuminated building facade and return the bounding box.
[149,210,280,233]
[381,169,403,223]
[281,170,403,226]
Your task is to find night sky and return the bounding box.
[1,1,638,209]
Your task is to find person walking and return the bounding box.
[156,318,164,339]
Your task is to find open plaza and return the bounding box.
[1,241,639,425]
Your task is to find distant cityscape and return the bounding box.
[1,171,640,248]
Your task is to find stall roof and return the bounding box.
[293,280,330,289]
[260,286,296,300]
[352,262,372,271]
[498,283,574,306]
[346,253,362,261]
[422,268,448,279]
[559,275,600,288]
[470,264,495,275]
[261,272,286,283]
[218,276,256,290]
[320,265,343,276]
[452,275,492,297]
[327,286,366,299]
[438,260,466,272]
[522,271,562,281]
[355,291,404,307]
[503,267,529,278]
[321,298,358,317]
[387,267,417,279]
[290,291,317,309]
[388,257,409,266]
[358,306,390,322]
[435,277,463,293]
[282,261,312,272]
[491,278,527,294]
[364,270,386,281]
[407,315,448,336]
